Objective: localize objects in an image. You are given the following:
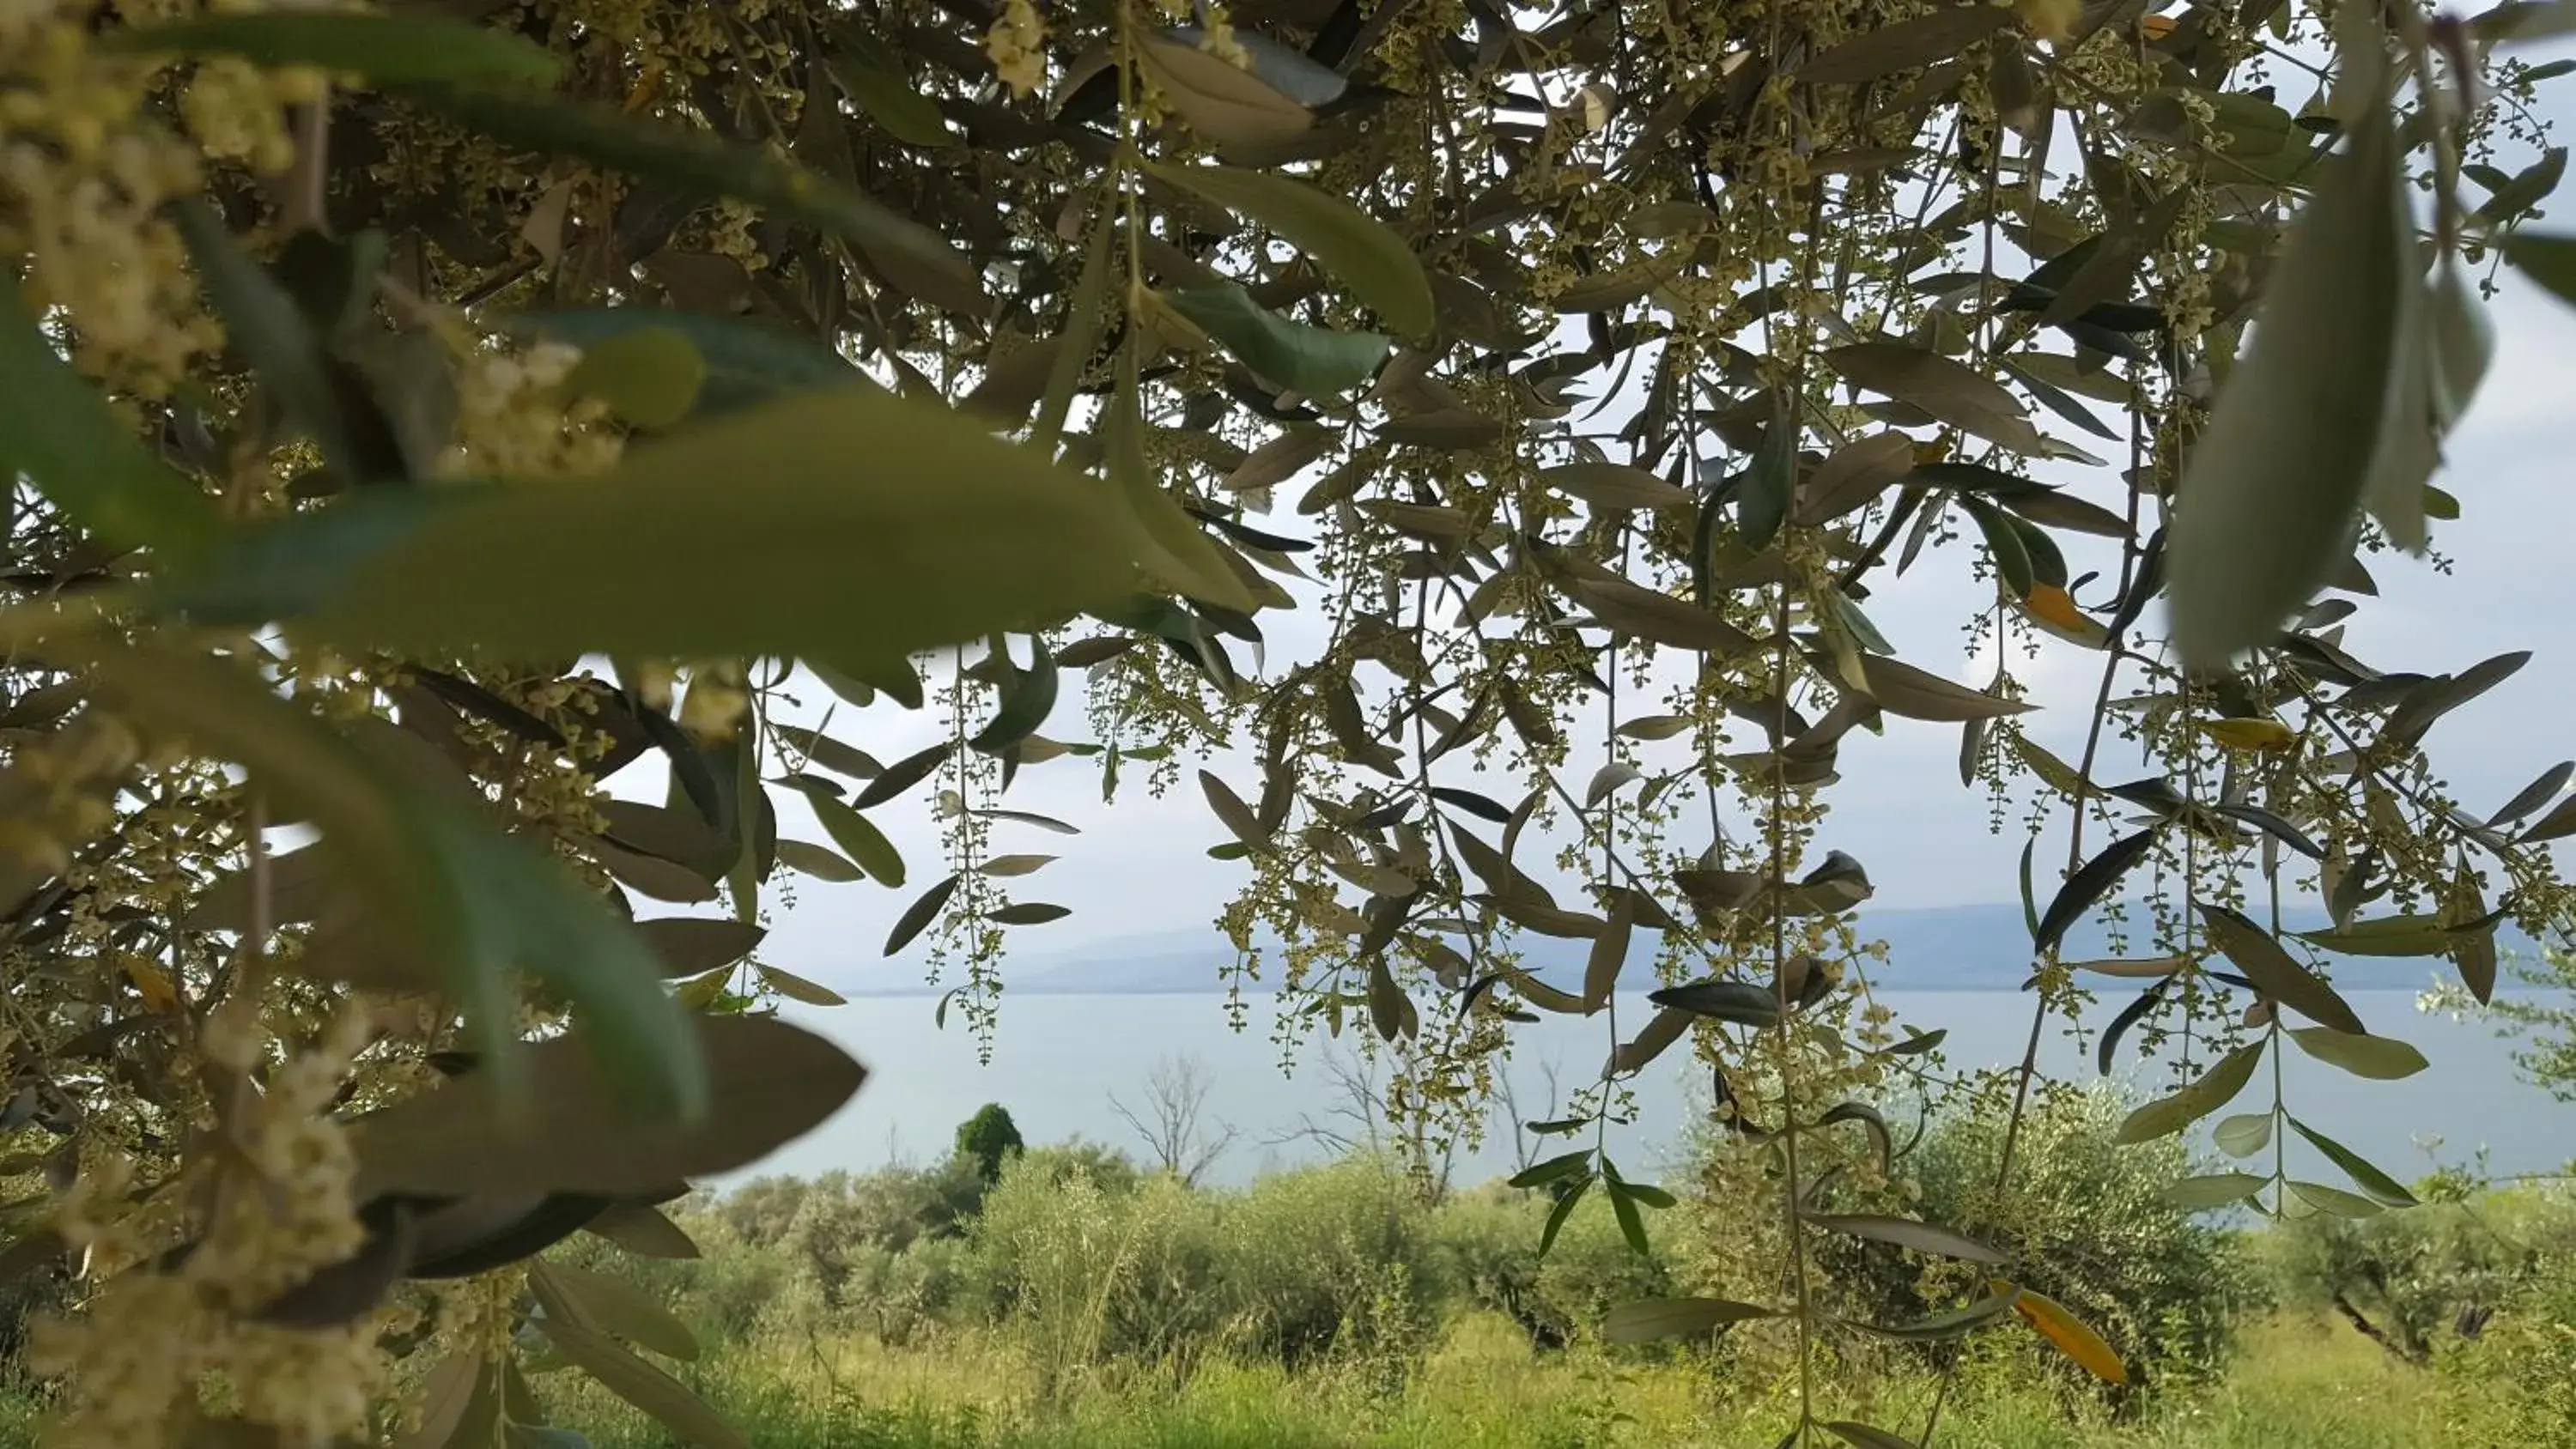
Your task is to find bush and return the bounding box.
[958,1151,1452,1381]
[824,1236,970,1346]
[1007,1138,1146,1197]
[1811,1080,2251,1385]
[961,1156,1221,1385]
[543,1215,811,1346]
[2434,1256,2576,1443]
[1426,1185,1671,1350]
[2266,1181,2576,1367]
[1211,1156,1434,1368]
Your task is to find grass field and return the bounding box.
[543,1312,2494,1449]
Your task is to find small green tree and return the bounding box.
[955,1103,1027,1185]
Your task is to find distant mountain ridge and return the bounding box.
[850,901,2534,997]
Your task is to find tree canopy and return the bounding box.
[0,0,2573,1445]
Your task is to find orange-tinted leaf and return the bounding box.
[2196,717,2296,752]
[1996,1280,2130,1385]
[124,959,179,1014]
[2023,585,2087,632]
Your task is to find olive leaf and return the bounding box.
[1856,654,2037,722]
[1823,343,2050,454]
[2287,1179,2385,1218]
[885,875,962,955]
[826,21,956,149]
[1802,1213,2007,1264]
[635,919,765,978]
[1821,1422,1923,1449]
[2161,1173,2269,1210]
[1648,978,1783,1028]
[1541,462,1692,512]
[1606,1006,1693,1076]
[988,902,1073,925]
[2287,1026,2427,1079]
[1145,161,1435,335]
[585,1203,701,1261]
[775,839,863,882]
[162,385,1156,664]
[1109,345,1265,610]
[1798,6,2014,84]
[2166,94,2409,668]
[512,310,867,418]
[76,640,701,1119]
[810,796,905,886]
[2198,901,2366,1034]
[0,272,221,557]
[1135,34,1315,148]
[390,82,976,303]
[1798,433,1917,524]
[1602,1297,1776,1343]
[102,10,562,85]
[2007,1286,2130,1385]
[533,1303,747,1449]
[532,1259,700,1361]
[349,1015,863,1201]
[1165,282,1389,396]
[2287,1116,2418,1206]
[756,966,848,1006]
[1583,894,1634,1011]
[2033,828,2158,955]
[2116,1040,2267,1143]
[2215,1112,2275,1159]
[2296,914,2454,956]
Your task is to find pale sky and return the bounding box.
[728,54,2576,997]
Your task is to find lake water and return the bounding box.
[732,990,2573,1192]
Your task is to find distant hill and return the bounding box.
[851,900,2532,997]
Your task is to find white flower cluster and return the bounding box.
[987,0,1047,98]
[28,1007,395,1449]
[179,56,324,175]
[0,13,220,391]
[446,339,626,479]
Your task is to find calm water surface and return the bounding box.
[732,989,2573,1191]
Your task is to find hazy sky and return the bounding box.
[724,60,2576,999]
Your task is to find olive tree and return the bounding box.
[0,0,2568,1446]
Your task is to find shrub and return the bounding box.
[2433,1256,2576,1443]
[1809,1080,2251,1385]
[544,1217,810,1346]
[1425,1185,1671,1350]
[961,1156,1222,1386]
[957,1151,1449,1381]
[1212,1155,1435,1368]
[2267,1181,2576,1367]
[824,1236,970,1346]
[1011,1138,1145,1197]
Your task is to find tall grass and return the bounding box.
[549,1310,2500,1449]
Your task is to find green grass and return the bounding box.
[544,1312,2494,1449]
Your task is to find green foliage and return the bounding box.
[954,1152,1456,1377]
[1425,1185,1674,1351]
[2263,1182,2576,1368]
[2433,1260,2576,1442]
[1208,1158,1435,1370]
[1808,1082,2255,1384]
[506,1300,2527,1449]
[958,1156,1219,1385]
[955,1104,1028,1185]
